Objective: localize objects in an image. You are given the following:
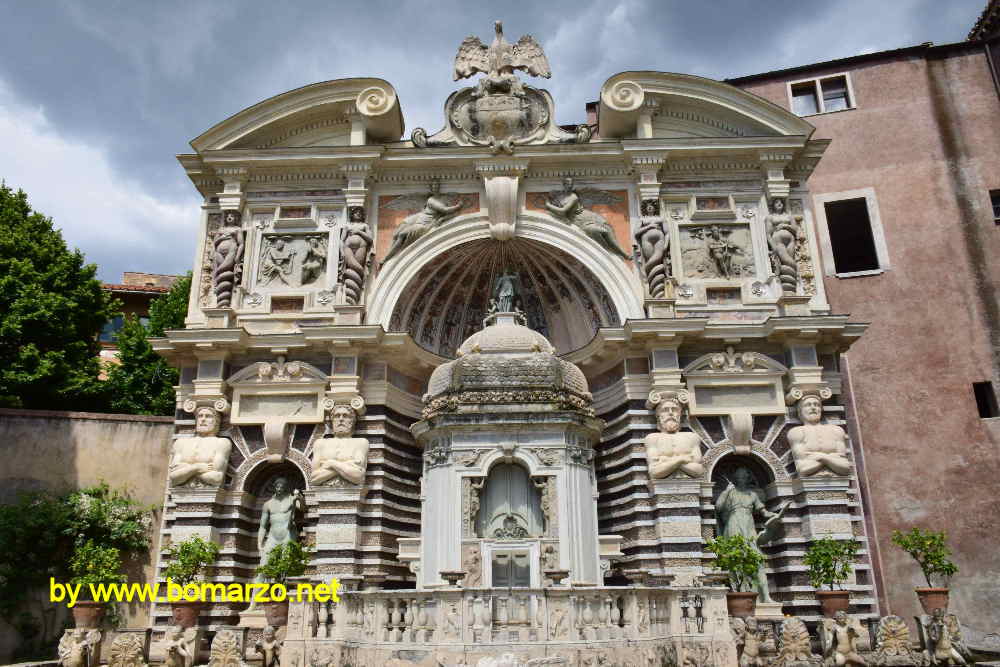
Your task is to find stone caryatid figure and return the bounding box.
[634,199,672,298]
[300,235,327,286]
[766,197,801,294]
[453,21,551,99]
[169,405,232,488]
[338,207,373,305]
[310,400,370,486]
[787,391,853,477]
[258,476,305,566]
[383,183,463,263]
[643,391,704,479]
[545,177,631,260]
[823,611,868,667]
[211,222,245,308]
[715,467,784,602]
[254,625,281,667]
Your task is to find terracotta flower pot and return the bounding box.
[816,590,851,617]
[263,600,289,627]
[171,601,203,629]
[726,592,758,618]
[71,600,106,629]
[915,587,950,615]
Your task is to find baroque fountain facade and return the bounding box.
[145,21,880,667]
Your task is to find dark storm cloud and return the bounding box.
[0,0,984,280]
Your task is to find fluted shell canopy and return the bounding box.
[423,313,592,418]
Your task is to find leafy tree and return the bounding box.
[705,534,765,593]
[803,537,858,590]
[104,272,191,415]
[891,527,958,587]
[0,183,116,410]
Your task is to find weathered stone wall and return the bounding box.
[734,44,1000,630]
[0,408,173,663]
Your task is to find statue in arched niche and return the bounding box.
[787,390,852,477]
[643,390,704,479]
[545,177,631,260]
[714,466,788,603]
[257,476,304,564]
[310,398,369,486]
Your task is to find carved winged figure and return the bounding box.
[454,21,551,98]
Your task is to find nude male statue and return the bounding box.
[258,476,304,560]
[787,394,852,477]
[310,404,369,486]
[643,395,704,479]
[169,407,232,487]
[824,610,867,667]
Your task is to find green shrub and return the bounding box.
[891,528,958,587]
[162,536,221,586]
[803,537,858,590]
[704,534,764,593]
[256,542,311,584]
[68,539,126,590]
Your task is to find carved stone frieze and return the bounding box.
[382,185,472,262]
[680,224,754,280]
[530,447,563,466]
[256,233,328,289]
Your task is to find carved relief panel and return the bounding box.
[254,233,330,290]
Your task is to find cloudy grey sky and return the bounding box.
[0,0,984,282]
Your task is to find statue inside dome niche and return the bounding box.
[545,177,631,260]
[643,392,704,479]
[257,476,304,568]
[310,401,369,486]
[787,392,853,476]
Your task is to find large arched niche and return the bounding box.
[384,237,621,357]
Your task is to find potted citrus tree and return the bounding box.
[705,534,765,617]
[803,537,858,616]
[256,541,311,626]
[67,539,126,628]
[162,536,221,628]
[891,528,958,614]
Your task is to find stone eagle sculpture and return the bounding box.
[453,21,551,97]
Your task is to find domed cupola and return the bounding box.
[422,311,592,418]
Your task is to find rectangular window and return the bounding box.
[821,76,850,112]
[788,73,854,116]
[991,189,1000,224]
[99,315,124,342]
[791,82,819,116]
[973,381,999,418]
[824,198,880,273]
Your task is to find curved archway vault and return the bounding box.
[386,238,621,357]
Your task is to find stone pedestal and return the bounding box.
[169,486,227,544]
[333,304,364,324]
[755,601,786,620]
[312,487,365,577]
[778,294,812,316]
[201,307,235,328]
[650,478,705,585]
[646,298,677,318]
[791,477,854,540]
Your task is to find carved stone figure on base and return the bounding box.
[545,178,631,260]
[924,609,967,666]
[169,406,232,488]
[766,198,800,294]
[822,611,867,667]
[788,393,852,477]
[338,207,373,305]
[257,476,304,575]
[775,617,818,667]
[59,629,101,667]
[715,467,782,602]
[310,401,369,486]
[163,626,196,667]
[255,626,281,667]
[732,617,764,667]
[384,183,463,262]
[644,392,704,479]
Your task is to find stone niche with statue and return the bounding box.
[142,15,896,667]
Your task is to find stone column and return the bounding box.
[649,478,705,586]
